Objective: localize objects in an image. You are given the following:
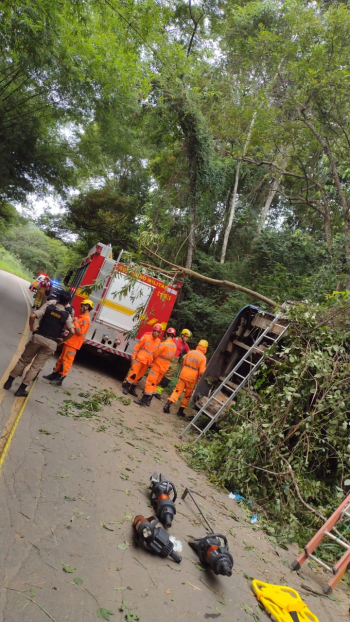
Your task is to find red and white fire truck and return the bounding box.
[69,243,182,361]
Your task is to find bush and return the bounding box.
[185,298,350,550]
[0,245,32,280]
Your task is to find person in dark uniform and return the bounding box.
[3,291,74,398]
[63,269,74,287]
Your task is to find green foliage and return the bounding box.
[185,299,350,547]
[0,222,82,278]
[0,244,32,280]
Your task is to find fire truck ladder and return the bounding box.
[291,493,350,593]
[181,315,289,443]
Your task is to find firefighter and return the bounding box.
[134,327,177,407]
[163,340,208,417]
[3,292,74,398]
[33,277,51,308]
[63,268,74,287]
[43,299,93,385]
[154,328,192,399]
[123,324,162,396]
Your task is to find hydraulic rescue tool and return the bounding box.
[150,472,177,528]
[188,533,233,576]
[182,487,234,577]
[133,515,182,563]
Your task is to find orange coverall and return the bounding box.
[144,338,177,396]
[55,311,91,377]
[126,333,161,386]
[168,345,207,408]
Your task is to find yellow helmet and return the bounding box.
[181,328,192,337]
[199,339,208,348]
[82,299,94,309]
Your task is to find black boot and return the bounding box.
[177,407,185,417]
[129,384,138,397]
[163,401,171,414]
[123,381,131,395]
[146,395,153,407]
[134,394,149,407]
[14,383,29,397]
[3,375,15,390]
[50,375,65,386]
[43,371,60,381]
[154,393,161,400]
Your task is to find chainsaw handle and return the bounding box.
[202,533,228,547]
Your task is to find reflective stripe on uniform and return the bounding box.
[184,363,199,370]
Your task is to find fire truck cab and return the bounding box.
[69,243,182,361]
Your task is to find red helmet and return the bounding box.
[153,323,162,332]
[166,327,176,336]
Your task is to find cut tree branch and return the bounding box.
[141,245,281,309]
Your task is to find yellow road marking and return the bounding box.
[0,380,37,470]
[0,276,31,406]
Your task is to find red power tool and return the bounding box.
[150,472,177,528]
[133,515,182,563]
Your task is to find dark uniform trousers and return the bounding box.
[10,334,57,385]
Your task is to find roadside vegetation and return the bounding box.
[0,245,32,280]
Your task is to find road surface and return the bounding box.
[0,270,347,622]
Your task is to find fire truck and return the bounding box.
[69,243,182,361]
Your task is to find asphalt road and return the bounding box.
[0,269,347,622]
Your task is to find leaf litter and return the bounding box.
[58,389,118,419]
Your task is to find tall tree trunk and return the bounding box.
[185,205,196,268]
[256,150,290,237]
[220,112,257,264]
[256,176,280,237]
[300,112,349,279]
[323,209,332,251]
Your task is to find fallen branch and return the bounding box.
[283,459,327,523]
[141,245,281,309]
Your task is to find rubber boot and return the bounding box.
[3,375,15,390]
[50,375,65,386]
[146,395,153,407]
[43,371,60,381]
[129,384,138,397]
[14,383,29,397]
[154,392,161,400]
[134,394,149,407]
[163,400,172,414]
[177,407,185,417]
[123,381,131,395]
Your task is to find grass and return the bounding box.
[0,245,32,280]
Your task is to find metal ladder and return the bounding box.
[181,315,289,443]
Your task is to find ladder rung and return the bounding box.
[324,530,350,549]
[232,340,266,355]
[342,511,350,519]
[222,384,235,392]
[306,553,332,572]
[263,334,278,341]
[200,410,214,419]
[190,423,203,432]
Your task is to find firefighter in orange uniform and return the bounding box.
[134,327,177,407]
[123,324,162,397]
[43,299,93,385]
[163,340,208,417]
